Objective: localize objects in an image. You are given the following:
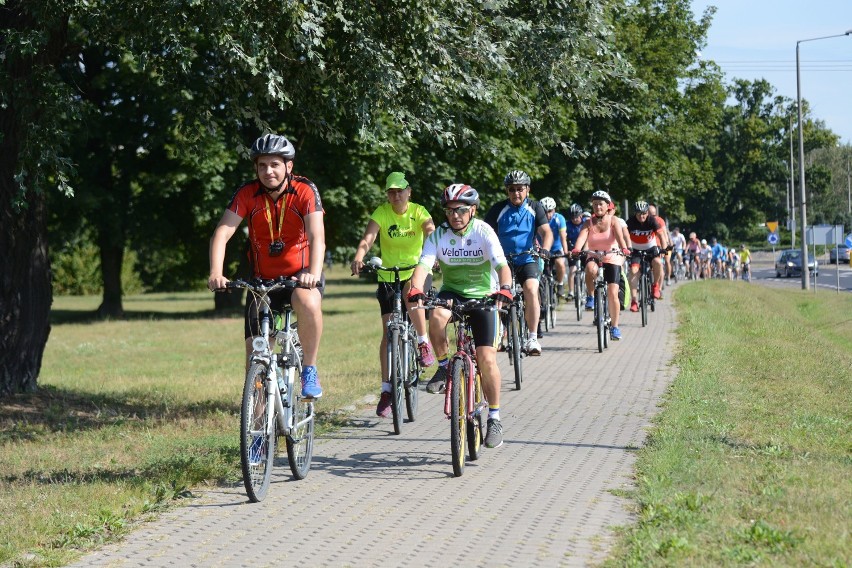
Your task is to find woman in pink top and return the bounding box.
[570,190,631,340]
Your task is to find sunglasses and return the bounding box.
[506,187,527,194]
[444,205,473,216]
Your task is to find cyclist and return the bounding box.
[670,227,686,275]
[728,248,741,280]
[350,171,436,418]
[539,197,569,300]
[208,133,324,398]
[626,201,668,312]
[647,203,673,287]
[699,238,712,279]
[570,190,631,340]
[685,231,701,278]
[407,184,513,449]
[710,238,725,278]
[739,243,752,281]
[564,203,585,300]
[484,170,553,355]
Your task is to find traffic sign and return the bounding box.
[766,221,779,233]
[767,232,779,245]
[846,233,852,248]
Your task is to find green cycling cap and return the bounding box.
[385,171,409,190]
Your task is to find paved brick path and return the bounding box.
[69,293,678,568]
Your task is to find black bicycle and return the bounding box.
[505,251,538,390]
[361,258,420,435]
[632,249,658,327]
[571,256,585,322]
[540,253,563,332]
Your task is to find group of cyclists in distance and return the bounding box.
[208,132,750,457]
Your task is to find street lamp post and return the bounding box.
[796,30,852,290]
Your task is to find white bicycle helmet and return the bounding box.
[540,197,557,211]
[440,184,480,206]
[591,190,612,203]
[250,134,296,161]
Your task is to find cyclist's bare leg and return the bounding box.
[584,260,598,295]
[475,345,500,409]
[628,261,640,299]
[607,282,621,327]
[554,257,566,291]
[292,288,323,366]
[428,307,452,360]
[652,257,664,287]
[522,277,540,334]
[402,281,429,338]
[568,263,577,295]
[378,313,392,381]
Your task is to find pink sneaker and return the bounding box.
[376,391,392,418]
[418,342,436,367]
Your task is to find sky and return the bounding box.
[690,0,852,143]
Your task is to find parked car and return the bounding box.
[775,249,818,278]
[828,244,850,264]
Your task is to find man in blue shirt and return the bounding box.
[711,238,726,277]
[484,170,552,355]
[539,197,569,300]
[564,203,584,300]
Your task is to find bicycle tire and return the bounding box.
[602,290,609,349]
[549,278,557,329]
[467,369,483,461]
[389,328,404,435]
[595,286,605,353]
[640,273,648,327]
[450,361,467,477]
[574,271,583,321]
[240,362,275,502]
[539,277,550,333]
[404,327,419,422]
[285,348,314,480]
[508,304,523,390]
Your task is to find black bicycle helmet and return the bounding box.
[634,200,649,213]
[569,203,583,216]
[250,134,296,161]
[591,190,612,203]
[503,169,531,186]
[441,184,480,207]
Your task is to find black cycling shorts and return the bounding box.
[512,261,540,284]
[436,290,500,349]
[582,261,622,285]
[376,274,432,316]
[630,248,660,265]
[244,271,325,338]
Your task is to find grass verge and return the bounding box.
[0,268,383,567]
[607,281,851,567]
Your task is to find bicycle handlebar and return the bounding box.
[222,277,322,293]
[420,296,506,315]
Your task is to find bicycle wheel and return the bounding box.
[548,277,557,329]
[449,360,467,477]
[574,271,583,321]
[640,274,649,327]
[595,286,605,353]
[388,328,404,435]
[285,349,314,480]
[240,362,275,502]
[602,291,609,349]
[404,327,419,422]
[539,277,550,333]
[467,369,483,461]
[508,304,523,390]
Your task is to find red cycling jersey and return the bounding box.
[227,176,324,278]
[626,214,663,250]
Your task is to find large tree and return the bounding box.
[2,0,633,395]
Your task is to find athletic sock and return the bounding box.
[418,335,428,344]
[381,382,392,393]
[488,407,500,421]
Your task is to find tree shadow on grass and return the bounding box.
[0,385,238,445]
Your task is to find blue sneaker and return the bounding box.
[248,436,264,466]
[301,365,323,398]
[584,296,594,311]
[610,327,622,341]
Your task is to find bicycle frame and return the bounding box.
[443,317,483,420]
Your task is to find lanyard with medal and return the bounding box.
[264,192,289,257]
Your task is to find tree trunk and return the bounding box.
[0,5,66,396]
[97,243,125,319]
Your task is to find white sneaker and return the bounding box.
[524,337,542,355]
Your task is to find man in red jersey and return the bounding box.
[208,134,325,398]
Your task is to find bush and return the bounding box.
[51,238,145,296]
